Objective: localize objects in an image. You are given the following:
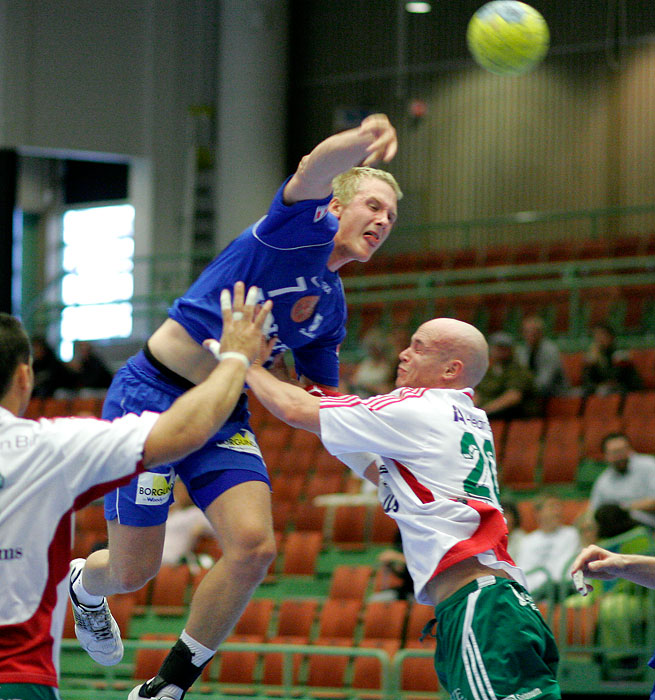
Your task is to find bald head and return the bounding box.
[396,317,489,390]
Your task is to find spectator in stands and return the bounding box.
[345,328,395,398]
[474,331,540,420]
[581,323,642,396]
[589,432,655,534]
[67,340,114,392]
[515,315,568,399]
[501,499,527,562]
[515,496,581,601]
[30,335,75,398]
[573,509,598,547]
[161,480,214,570]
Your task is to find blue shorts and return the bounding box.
[103,350,271,527]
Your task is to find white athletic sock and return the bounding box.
[179,629,215,667]
[72,570,104,608]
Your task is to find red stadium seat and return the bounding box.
[499,419,544,489]
[275,599,319,639]
[232,597,274,639]
[317,598,361,640]
[542,417,582,484]
[328,565,373,602]
[361,600,408,641]
[281,531,322,575]
[331,505,368,547]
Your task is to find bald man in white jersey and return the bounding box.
[247,317,562,700]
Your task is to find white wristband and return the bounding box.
[218,351,250,368]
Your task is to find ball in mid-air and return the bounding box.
[467,1,549,76]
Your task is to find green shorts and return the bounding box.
[0,684,60,700]
[433,575,561,700]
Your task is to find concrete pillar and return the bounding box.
[214,0,288,250]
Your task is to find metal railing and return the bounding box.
[24,204,655,350]
[59,639,443,700]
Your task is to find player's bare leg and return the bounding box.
[69,522,165,666]
[129,480,276,699]
[83,520,166,594]
[185,479,276,646]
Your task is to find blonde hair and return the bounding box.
[332,167,403,206]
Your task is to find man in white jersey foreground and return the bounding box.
[0,284,270,700]
[247,317,562,699]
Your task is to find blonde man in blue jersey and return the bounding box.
[68,114,401,700]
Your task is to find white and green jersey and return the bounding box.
[0,407,159,689]
[319,386,526,604]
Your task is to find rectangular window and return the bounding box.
[59,204,135,360]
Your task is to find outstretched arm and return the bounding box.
[247,362,321,433]
[283,113,397,204]
[570,544,655,592]
[142,283,272,467]
[248,363,380,484]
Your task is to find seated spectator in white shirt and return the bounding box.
[516,496,581,601]
[589,432,655,532]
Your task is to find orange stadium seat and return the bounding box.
[370,505,399,544]
[271,474,305,503]
[317,598,362,641]
[275,599,319,640]
[149,564,190,611]
[405,603,436,647]
[624,413,655,455]
[133,634,177,680]
[260,649,302,687]
[352,639,401,691]
[541,417,582,484]
[23,398,44,419]
[560,352,585,388]
[361,600,408,642]
[582,415,622,460]
[400,654,440,696]
[305,472,345,500]
[623,391,655,422]
[583,393,622,422]
[307,640,350,688]
[281,531,322,575]
[328,565,373,602]
[305,648,350,690]
[331,505,368,548]
[232,597,274,640]
[499,418,544,490]
[70,395,104,416]
[271,500,293,534]
[489,419,506,459]
[292,502,326,533]
[42,397,71,417]
[205,646,258,686]
[631,348,655,390]
[75,502,107,536]
[545,395,582,418]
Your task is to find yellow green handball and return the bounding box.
[467,1,549,76]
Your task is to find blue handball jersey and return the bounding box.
[169,178,347,387]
